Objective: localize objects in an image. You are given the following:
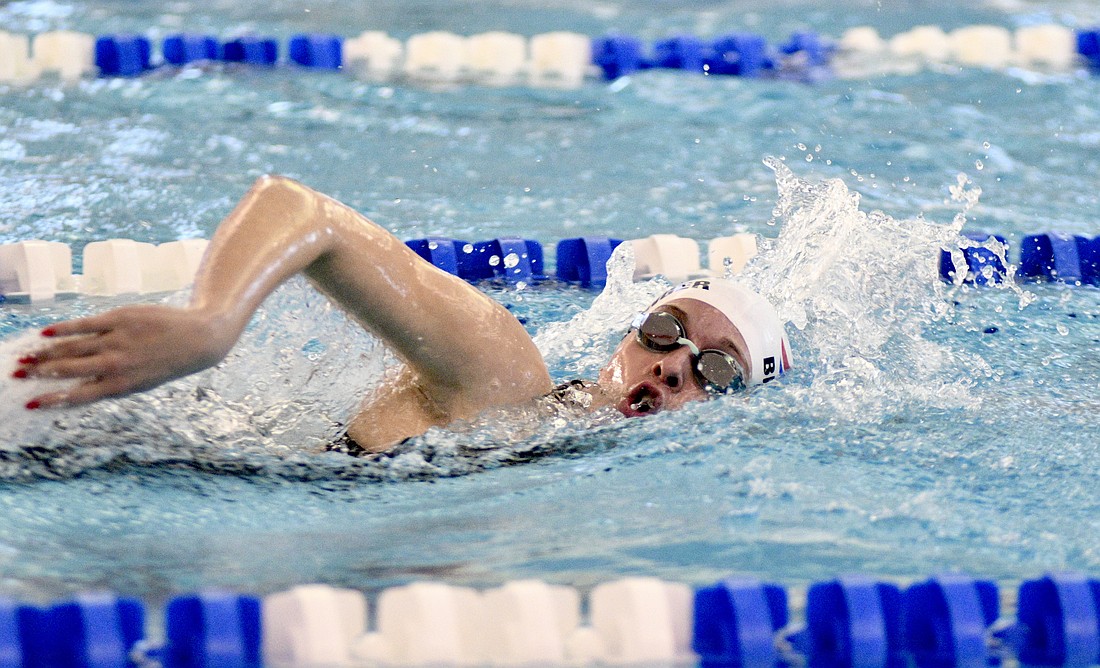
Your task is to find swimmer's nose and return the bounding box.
[652,346,694,391]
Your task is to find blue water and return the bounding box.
[0,0,1098,603]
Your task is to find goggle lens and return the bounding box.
[633,312,745,392]
[636,311,684,350]
[696,350,742,391]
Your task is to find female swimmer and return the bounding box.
[12,176,791,453]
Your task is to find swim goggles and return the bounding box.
[630,310,746,393]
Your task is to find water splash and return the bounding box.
[533,242,665,379]
[745,158,994,420]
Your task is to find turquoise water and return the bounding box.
[0,0,1098,602]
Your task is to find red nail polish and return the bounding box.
[25,400,41,410]
[17,356,37,365]
[12,369,28,379]
[41,328,56,337]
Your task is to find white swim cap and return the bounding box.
[648,279,792,385]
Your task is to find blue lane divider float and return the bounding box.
[288,34,343,69]
[162,34,219,66]
[0,598,38,668]
[793,576,904,668]
[708,33,775,77]
[939,232,1009,285]
[902,574,1000,668]
[1019,233,1100,284]
[941,232,1100,286]
[164,592,261,668]
[406,237,545,283]
[220,36,279,66]
[44,594,145,668]
[593,31,785,79]
[1079,29,1100,71]
[692,578,788,667]
[1012,573,1100,667]
[652,36,708,73]
[93,35,151,77]
[555,237,623,287]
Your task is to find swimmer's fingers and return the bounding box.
[27,376,132,410]
[20,351,119,381]
[38,312,120,338]
[17,304,234,410]
[21,334,104,367]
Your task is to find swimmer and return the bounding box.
[11,176,791,453]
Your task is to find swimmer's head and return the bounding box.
[599,279,792,417]
[646,279,792,386]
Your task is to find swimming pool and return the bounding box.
[0,0,1098,621]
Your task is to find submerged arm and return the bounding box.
[18,176,552,441]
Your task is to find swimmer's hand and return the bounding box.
[14,305,233,409]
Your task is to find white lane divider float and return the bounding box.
[0,238,208,302]
[258,578,695,666]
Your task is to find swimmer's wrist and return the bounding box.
[186,305,246,360]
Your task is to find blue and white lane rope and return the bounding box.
[1,573,1098,667]
[1,24,1100,87]
[1,231,1097,303]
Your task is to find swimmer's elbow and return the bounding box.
[250,173,301,195]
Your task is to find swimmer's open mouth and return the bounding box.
[619,382,664,418]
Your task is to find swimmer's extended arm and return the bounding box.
[19,176,552,445]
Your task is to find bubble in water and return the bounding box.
[796,143,807,151]
[983,141,991,149]
[462,243,474,253]
[503,253,520,269]
[975,159,984,171]
[1057,323,1069,336]
[805,154,813,162]
[488,255,500,267]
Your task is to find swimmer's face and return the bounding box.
[599,298,750,418]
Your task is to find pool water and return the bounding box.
[0,0,1098,603]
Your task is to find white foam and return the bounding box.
[0,330,79,450]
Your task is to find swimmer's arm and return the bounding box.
[20,175,552,416]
